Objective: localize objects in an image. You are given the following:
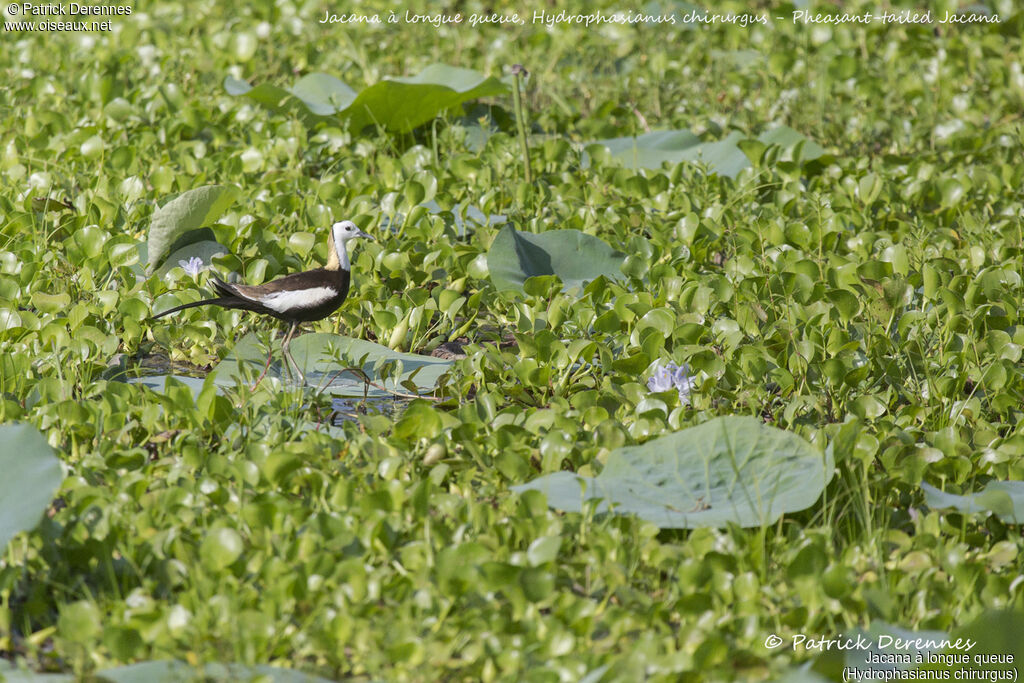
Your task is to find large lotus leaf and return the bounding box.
[921,481,1024,523]
[0,666,73,682]
[512,416,833,528]
[225,78,318,124]
[594,129,700,167]
[227,64,508,134]
[288,73,358,114]
[590,126,824,177]
[225,73,355,122]
[212,332,451,397]
[146,185,239,274]
[96,660,336,683]
[346,64,509,133]
[590,129,745,176]
[487,225,626,292]
[0,423,65,551]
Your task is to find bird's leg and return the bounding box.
[281,321,304,385]
[277,326,293,382]
[250,346,274,392]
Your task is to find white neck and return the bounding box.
[335,234,350,271]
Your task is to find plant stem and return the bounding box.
[510,64,532,185]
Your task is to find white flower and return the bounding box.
[933,120,965,141]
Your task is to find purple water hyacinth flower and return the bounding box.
[647,361,696,404]
[647,364,676,393]
[178,256,204,276]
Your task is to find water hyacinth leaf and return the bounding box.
[487,224,626,293]
[512,416,833,528]
[394,399,443,441]
[200,527,243,570]
[146,185,239,274]
[108,240,141,270]
[921,481,1024,523]
[212,332,451,396]
[758,126,827,161]
[228,64,509,134]
[588,126,824,177]
[0,423,65,551]
[96,660,336,683]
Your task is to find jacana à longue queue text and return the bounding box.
[152,220,373,383]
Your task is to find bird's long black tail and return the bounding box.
[151,296,250,319]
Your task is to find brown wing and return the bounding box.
[214,269,348,301]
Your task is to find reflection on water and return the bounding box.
[330,396,408,425]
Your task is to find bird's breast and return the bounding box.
[259,286,340,314]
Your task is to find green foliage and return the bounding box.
[228,64,509,133]
[0,423,64,551]
[514,416,833,527]
[3,0,1024,680]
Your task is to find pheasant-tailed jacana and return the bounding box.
[153,220,373,382]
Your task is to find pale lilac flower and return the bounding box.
[647,364,676,393]
[647,361,696,404]
[178,256,204,277]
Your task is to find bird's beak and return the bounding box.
[357,229,374,241]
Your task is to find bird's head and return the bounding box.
[326,220,373,271]
[332,220,373,244]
